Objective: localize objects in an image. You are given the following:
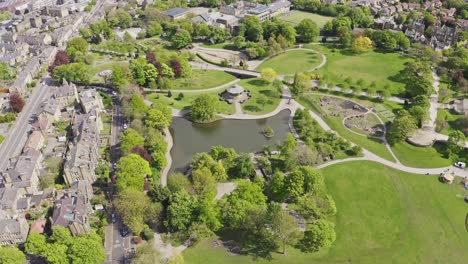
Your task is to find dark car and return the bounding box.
[121,225,129,237]
[111,213,116,223]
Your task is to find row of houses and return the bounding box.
[0,82,106,245]
[166,0,291,33]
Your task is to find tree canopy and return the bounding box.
[116,154,152,191]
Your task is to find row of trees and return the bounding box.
[24,227,106,264]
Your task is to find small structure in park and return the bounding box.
[441,172,455,184]
[219,84,251,104]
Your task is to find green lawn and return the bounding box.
[391,142,452,168]
[298,95,395,161]
[306,44,412,96]
[170,70,236,90]
[147,90,235,115]
[278,11,333,28]
[200,42,236,50]
[184,161,468,264]
[101,115,112,135]
[238,78,282,115]
[436,109,465,136]
[255,49,322,75]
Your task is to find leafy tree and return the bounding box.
[108,10,132,28]
[111,65,128,87]
[146,22,162,37]
[190,94,217,121]
[167,173,190,192]
[166,189,197,231]
[296,193,337,220]
[133,242,163,264]
[68,236,106,264]
[146,105,172,129]
[114,189,151,234]
[296,19,319,42]
[197,200,223,231]
[292,72,310,94]
[269,205,303,254]
[387,111,417,144]
[131,146,152,163]
[25,232,47,255]
[53,63,91,84]
[219,180,267,228]
[0,62,14,81]
[402,61,433,97]
[130,58,147,86]
[229,153,255,178]
[241,207,279,259]
[160,63,175,78]
[145,128,167,154]
[143,63,159,85]
[285,168,305,201]
[42,243,68,264]
[0,246,26,264]
[129,93,148,117]
[239,16,263,42]
[120,128,144,154]
[171,29,192,49]
[9,93,25,113]
[351,36,373,53]
[66,37,89,61]
[192,167,216,200]
[116,154,152,191]
[48,51,71,74]
[170,60,182,78]
[299,220,336,252]
[148,181,171,203]
[268,171,287,201]
[50,226,72,245]
[447,130,466,156]
[409,105,429,126]
[260,68,277,83]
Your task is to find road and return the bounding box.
[0,78,53,171]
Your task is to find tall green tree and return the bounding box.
[299,219,336,252]
[269,205,303,254]
[296,19,319,43]
[116,154,152,191]
[114,189,152,234]
[190,94,217,121]
[0,246,26,264]
[120,128,145,154]
[192,167,216,200]
[166,189,197,231]
[387,111,417,144]
[68,236,106,264]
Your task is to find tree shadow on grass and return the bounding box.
[247,79,269,87]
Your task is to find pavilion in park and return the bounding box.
[219,84,251,104]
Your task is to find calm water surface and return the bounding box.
[169,110,291,172]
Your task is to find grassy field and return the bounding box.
[101,115,112,135]
[238,78,281,115]
[298,95,395,161]
[306,44,412,96]
[170,70,236,90]
[278,11,333,28]
[200,42,236,50]
[184,161,468,264]
[391,142,453,168]
[436,109,465,136]
[256,49,322,75]
[147,90,235,115]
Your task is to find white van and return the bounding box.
[454,162,466,169]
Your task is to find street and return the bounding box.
[0,78,53,171]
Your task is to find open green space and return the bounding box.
[238,78,281,115]
[184,161,468,264]
[147,90,235,115]
[436,109,465,136]
[255,49,322,75]
[170,70,236,90]
[391,142,453,168]
[200,42,236,50]
[278,11,334,28]
[306,44,412,96]
[298,95,395,161]
[101,115,112,135]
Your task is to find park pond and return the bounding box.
[169,110,292,172]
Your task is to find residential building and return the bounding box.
[37,97,61,123]
[51,190,91,236]
[0,217,29,245]
[79,89,104,114]
[54,81,78,110]
[63,111,101,185]
[23,131,45,152]
[0,187,20,217]
[2,148,43,195]
[430,24,459,49]
[165,7,188,21]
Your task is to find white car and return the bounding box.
[123,124,128,129]
[454,162,466,169]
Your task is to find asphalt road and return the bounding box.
[0,78,52,171]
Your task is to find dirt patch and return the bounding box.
[212,240,241,255]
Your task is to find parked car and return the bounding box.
[121,225,129,237]
[111,213,116,223]
[123,124,128,129]
[454,162,466,169]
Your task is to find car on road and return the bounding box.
[123,124,128,129]
[111,213,116,223]
[121,225,130,237]
[113,163,117,169]
[454,162,466,169]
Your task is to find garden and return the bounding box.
[237,78,282,115]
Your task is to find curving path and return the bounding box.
[143,78,240,93]
[160,127,173,187]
